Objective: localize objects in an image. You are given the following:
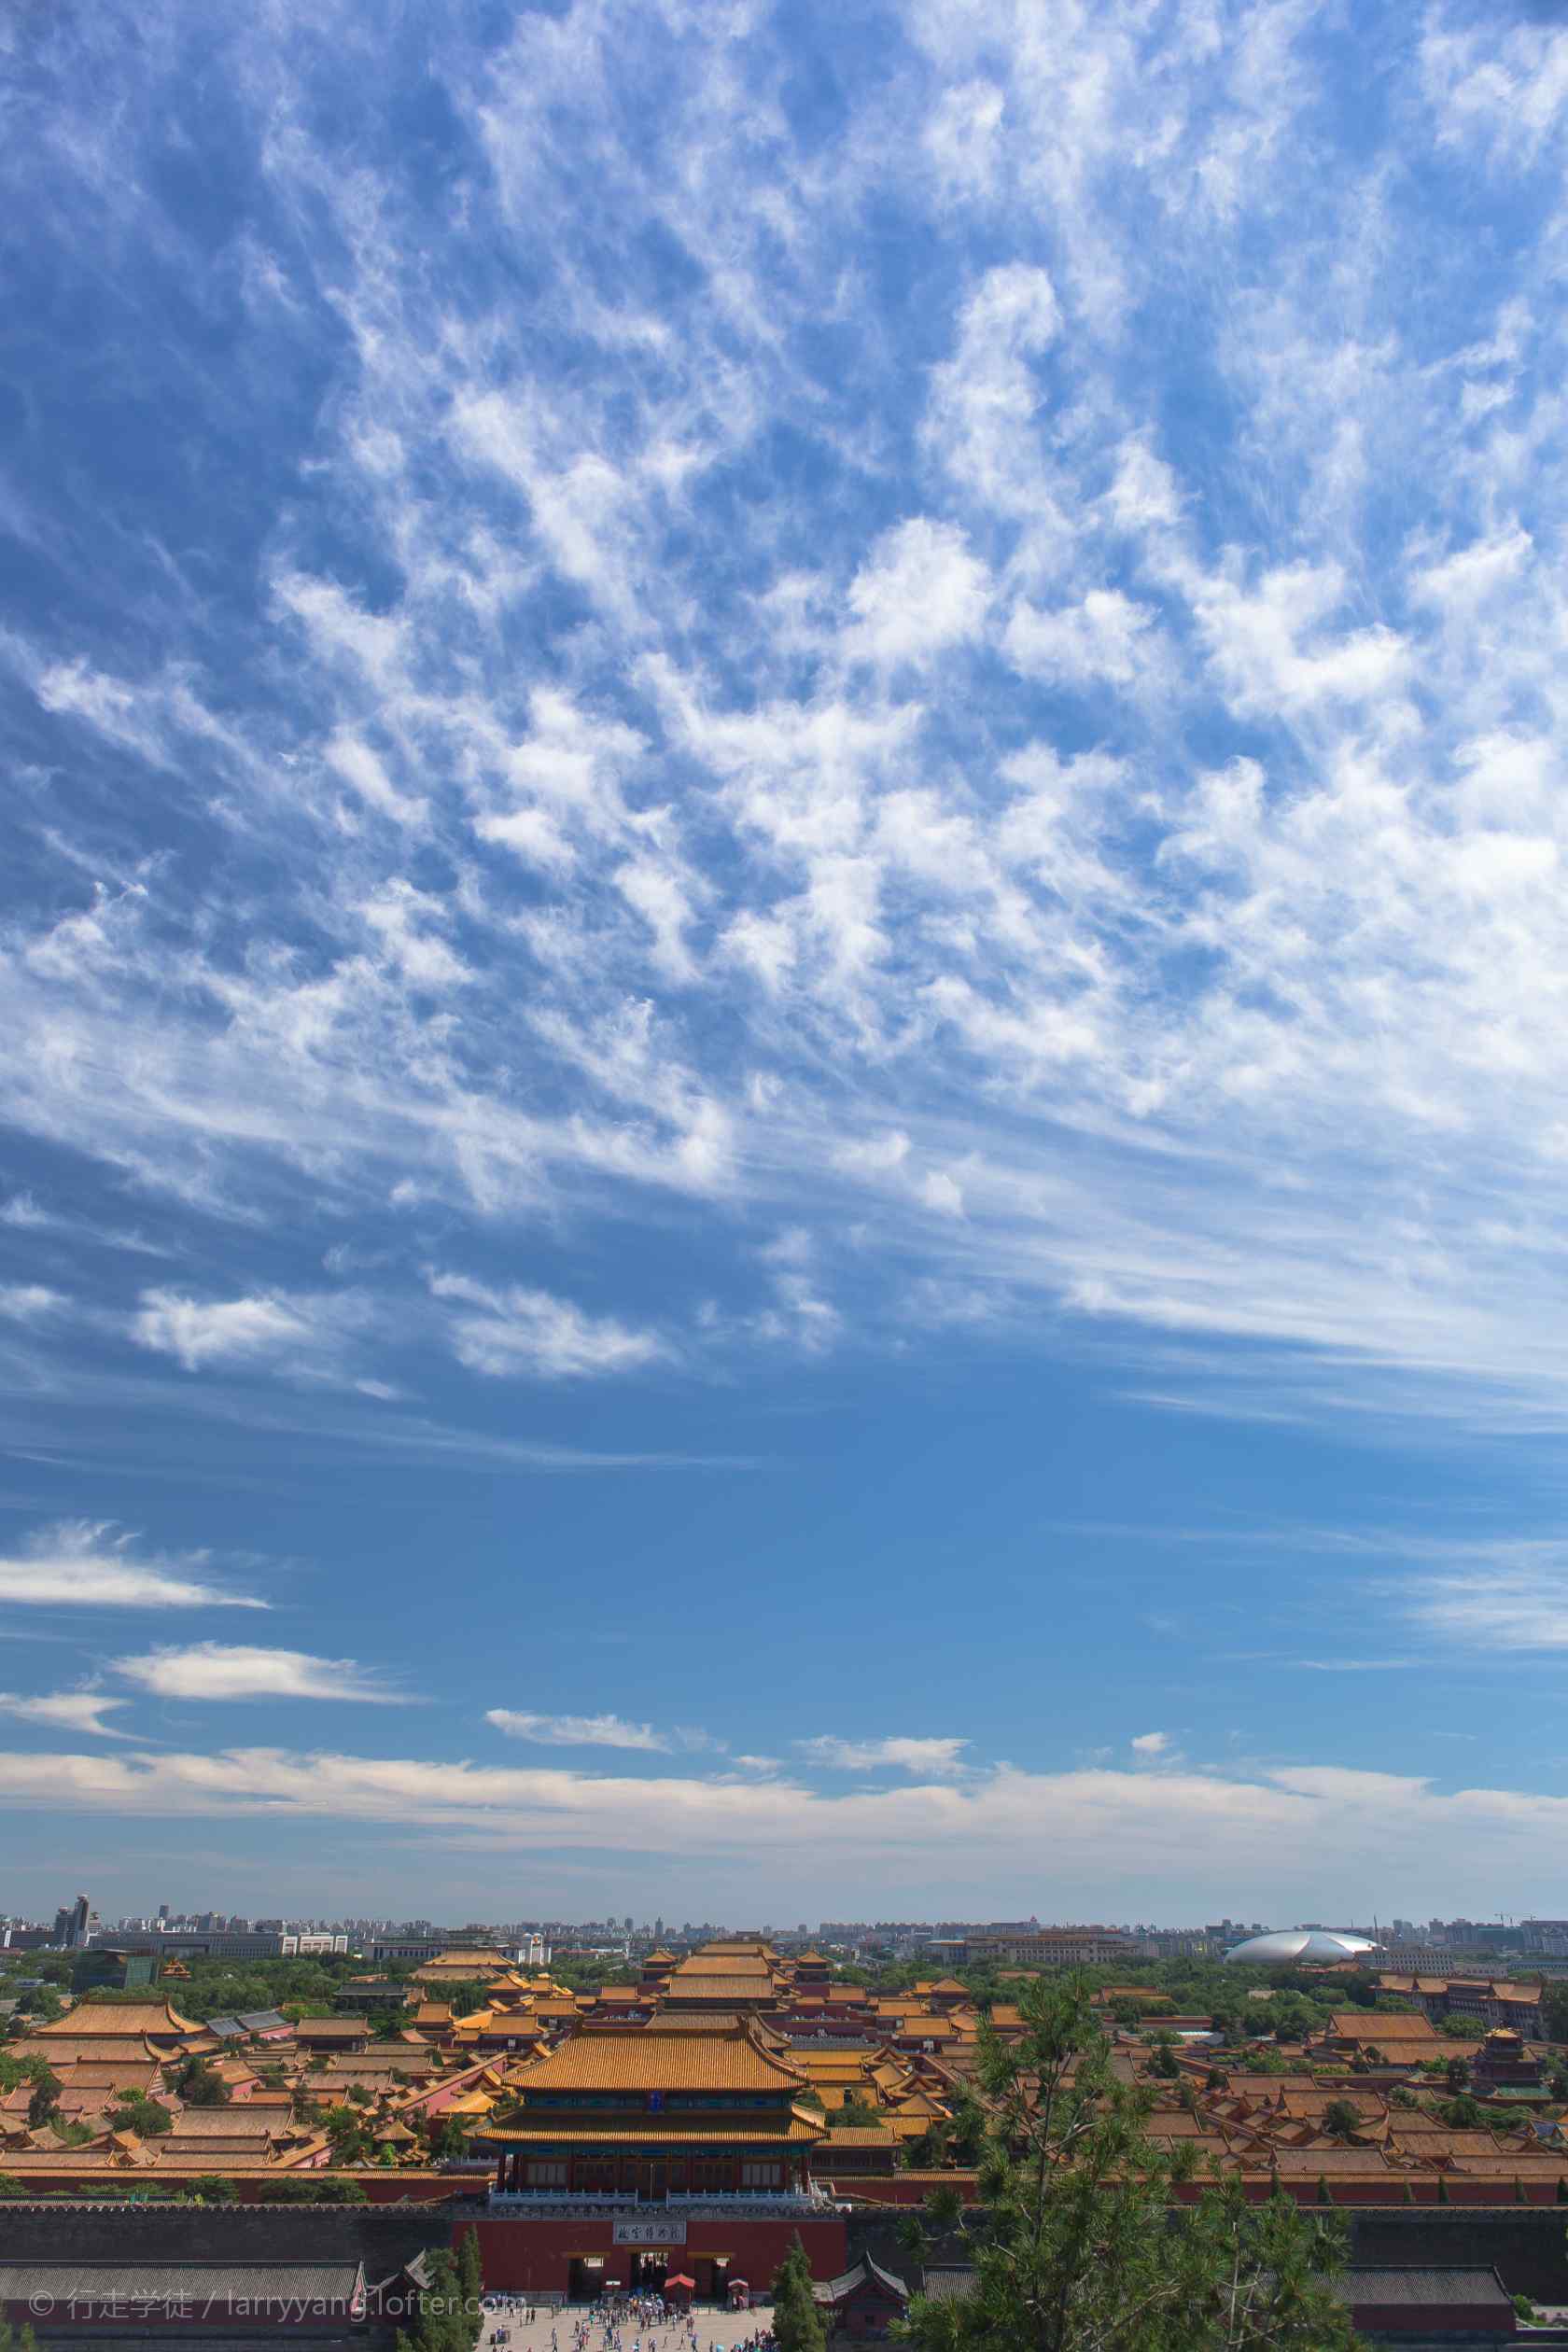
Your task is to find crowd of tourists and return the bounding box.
[483,2289,780,2352]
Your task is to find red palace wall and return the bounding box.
[469,2215,849,2296]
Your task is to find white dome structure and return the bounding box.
[1223,1929,1380,1966]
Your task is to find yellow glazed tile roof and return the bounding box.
[515,2025,805,2093]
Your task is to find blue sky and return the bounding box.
[6,0,1568,1928]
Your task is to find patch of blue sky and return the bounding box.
[8,0,1568,1918]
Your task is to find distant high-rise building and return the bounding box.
[52,1894,91,1949]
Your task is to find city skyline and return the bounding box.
[7,1,1568,1923]
[6,1896,1555,1948]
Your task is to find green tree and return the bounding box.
[26,2069,60,2129]
[110,2093,173,2136]
[455,2226,484,2344]
[905,2121,952,2170]
[1322,2102,1363,2143]
[172,2055,230,2107]
[427,2113,469,2162]
[947,2091,987,2165]
[1445,2057,1470,2093]
[1541,1983,1568,2047]
[900,1973,1363,2352]
[406,2248,471,2352]
[187,2174,238,2202]
[772,2234,827,2352]
[323,2104,371,2165]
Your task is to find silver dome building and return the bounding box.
[1223,1929,1380,1966]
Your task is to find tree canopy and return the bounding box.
[900,1973,1364,2352]
[772,2235,827,2352]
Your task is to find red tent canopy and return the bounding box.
[665,2277,694,2290]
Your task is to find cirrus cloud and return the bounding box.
[0,1521,265,1611]
[0,1689,131,1738]
[795,1734,972,1777]
[485,1709,715,1754]
[112,1642,401,1702]
[429,1276,670,1380]
[132,1291,312,1372]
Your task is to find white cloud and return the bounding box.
[844,519,991,669]
[0,1690,130,1738]
[924,263,1062,516]
[429,1274,668,1379]
[474,688,649,876]
[0,1193,49,1228]
[0,1284,62,1323]
[112,1643,399,1702]
[1183,559,1409,715]
[1403,1568,1568,1653]
[1004,590,1156,688]
[0,1740,1563,1914]
[127,1287,377,1388]
[925,79,1005,201]
[1130,1730,1172,1756]
[614,856,699,982]
[832,1131,911,1178]
[324,732,427,828]
[357,880,470,992]
[0,1521,264,1610]
[796,1734,972,1777]
[132,1291,310,1372]
[486,1710,679,1753]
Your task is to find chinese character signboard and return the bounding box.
[612,2219,689,2246]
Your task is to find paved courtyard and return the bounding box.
[482,2300,778,2352]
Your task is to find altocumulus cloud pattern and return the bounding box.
[7,1,1568,1420]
